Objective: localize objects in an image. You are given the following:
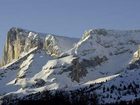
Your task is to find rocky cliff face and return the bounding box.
[0,28,43,66]
[0,27,78,67]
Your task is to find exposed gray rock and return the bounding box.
[67,56,107,82]
[33,79,46,88]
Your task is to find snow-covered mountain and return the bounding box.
[0,27,78,66]
[1,28,140,105]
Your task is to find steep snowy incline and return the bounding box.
[0,48,53,95]
[60,29,140,83]
[70,29,140,57]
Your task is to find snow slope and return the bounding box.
[1,28,140,104]
[0,27,79,66]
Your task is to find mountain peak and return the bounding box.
[0,27,78,67]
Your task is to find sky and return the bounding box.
[0,0,140,57]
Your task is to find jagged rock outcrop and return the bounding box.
[128,45,140,70]
[0,27,78,67]
[68,56,107,82]
[69,58,88,82]
[0,27,41,66]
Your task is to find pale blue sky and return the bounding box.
[0,0,140,57]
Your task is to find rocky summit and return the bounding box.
[1,28,140,105]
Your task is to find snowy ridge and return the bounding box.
[0,27,78,66]
[1,28,140,104]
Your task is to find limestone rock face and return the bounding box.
[1,27,29,66]
[0,27,78,67]
[0,28,45,66]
